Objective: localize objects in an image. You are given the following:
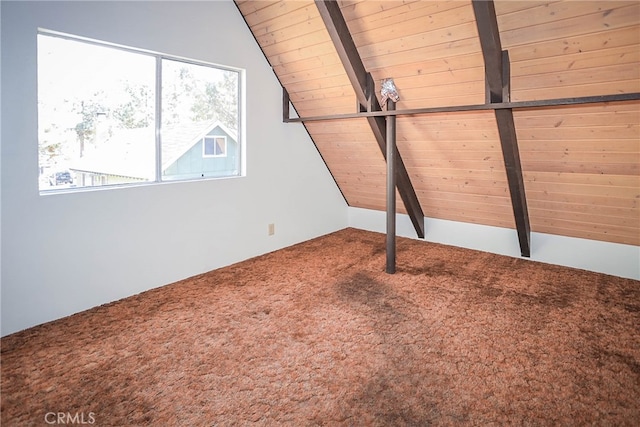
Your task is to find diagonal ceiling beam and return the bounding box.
[473,0,531,257]
[315,0,425,238]
[473,0,505,103]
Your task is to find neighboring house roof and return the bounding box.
[70,126,155,180]
[162,121,237,168]
[70,120,236,179]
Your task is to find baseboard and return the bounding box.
[348,207,640,280]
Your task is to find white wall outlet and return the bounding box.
[268,223,275,236]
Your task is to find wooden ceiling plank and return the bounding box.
[315,0,425,238]
[522,161,638,176]
[522,189,639,209]
[521,151,640,165]
[274,53,343,77]
[250,4,322,36]
[267,40,338,66]
[497,1,635,32]
[254,16,326,48]
[279,67,352,87]
[519,140,640,154]
[516,126,639,141]
[369,52,485,79]
[280,73,354,93]
[261,28,333,57]
[410,179,511,196]
[507,26,640,63]
[512,80,640,102]
[512,63,639,91]
[413,189,511,204]
[294,105,359,118]
[493,1,550,16]
[501,3,640,48]
[390,66,486,89]
[527,200,639,220]
[515,113,640,128]
[362,37,481,69]
[398,127,500,141]
[235,0,279,18]
[339,0,425,24]
[525,181,640,199]
[402,151,506,162]
[421,206,514,224]
[422,211,516,230]
[356,21,480,60]
[419,201,514,219]
[240,1,312,27]
[350,5,477,47]
[398,92,487,110]
[397,112,498,128]
[512,45,640,77]
[288,84,355,100]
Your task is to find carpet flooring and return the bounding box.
[2,228,639,426]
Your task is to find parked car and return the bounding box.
[49,171,73,185]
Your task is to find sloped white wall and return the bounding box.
[349,207,640,280]
[0,1,347,336]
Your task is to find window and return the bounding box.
[203,136,226,157]
[37,31,242,192]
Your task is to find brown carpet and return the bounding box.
[2,228,639,426]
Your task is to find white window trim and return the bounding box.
[203,136,227,158]
[38,29,244,194]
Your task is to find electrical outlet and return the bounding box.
[268,223,275,236]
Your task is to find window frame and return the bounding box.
[37,29,244,194]
[202,136,227,158]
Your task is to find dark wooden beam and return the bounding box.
[283,87,290,122]
[472,0,504,103]
[473,0,530,257]
[315,0,425,239]
[496,109,531,256]
[386,99,397,274]
[284,92,640,123]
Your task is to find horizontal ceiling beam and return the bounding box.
[283,92,640,123]
[315,0,425,238]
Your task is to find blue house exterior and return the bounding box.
[163,123,239,181]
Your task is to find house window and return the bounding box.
[203,136,227,157]
[37,31,243,192]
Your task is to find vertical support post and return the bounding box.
[282,87,290,122]
[502,50,511,103]
[386,99,397,274]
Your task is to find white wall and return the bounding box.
[349,207,640,280]
[0,1,348,336]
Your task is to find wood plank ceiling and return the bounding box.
[236,0,640,247]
